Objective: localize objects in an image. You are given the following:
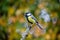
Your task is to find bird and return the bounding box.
[24,12,44,30]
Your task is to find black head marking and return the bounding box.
[25,12,31,17]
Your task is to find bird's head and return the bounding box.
[25,12,32,17]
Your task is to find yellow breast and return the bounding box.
[28,16,35,24]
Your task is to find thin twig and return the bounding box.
[21,26,31,40]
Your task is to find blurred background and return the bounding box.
[0,0,60,40]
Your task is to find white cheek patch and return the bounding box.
[27,13,31,16]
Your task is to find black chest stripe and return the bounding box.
[27,18,33,24]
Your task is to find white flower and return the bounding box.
[39,9,50,22]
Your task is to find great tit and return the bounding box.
[25,12,44,30]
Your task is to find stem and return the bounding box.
[21,26,31,40]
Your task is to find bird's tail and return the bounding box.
[36,22,46,33]
[36,22,43,30]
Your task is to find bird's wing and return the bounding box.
[32,15,44,30]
